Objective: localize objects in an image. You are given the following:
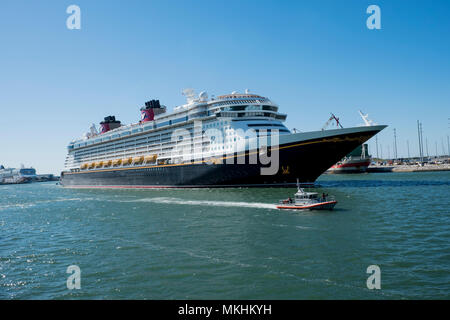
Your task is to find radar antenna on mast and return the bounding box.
[84,123,99,139]
[358,110,376,126]
[182,88,197,104]
[90,123,98,136]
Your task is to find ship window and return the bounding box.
[262,105,278,111]
[247,123,286,127]
[172,117,186,124]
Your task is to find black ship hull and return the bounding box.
[61,126,385,188]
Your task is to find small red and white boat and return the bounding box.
[277,181,337,210]
[326,111,376,174]
[328,144,371,173]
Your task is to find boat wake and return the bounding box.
[133,197,278,210]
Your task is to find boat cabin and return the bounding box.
[295,191,319,200]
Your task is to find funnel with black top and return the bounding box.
[100,116,121,134]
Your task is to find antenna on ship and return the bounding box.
[182,88,197,104]
[199,91,208,102]
[90,124,98,136]
[322,113,343,130]
[358,110,376,126]
[333,114,343,128]
[296,178,305,194]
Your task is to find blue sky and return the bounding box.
[0,0,449,174]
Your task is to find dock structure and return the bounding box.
[368,163,450,173]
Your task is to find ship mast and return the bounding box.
[358,110,375,126]
[322,113,343,130]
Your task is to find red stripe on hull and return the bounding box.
[276,201,337,210]
[331,161,370,169]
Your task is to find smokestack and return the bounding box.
[100,116,121,134]
[140,100,165,123]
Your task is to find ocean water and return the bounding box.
[0,172,449,299]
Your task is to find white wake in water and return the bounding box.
[134,197,278,210]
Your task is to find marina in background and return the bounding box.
[326,113,450,174]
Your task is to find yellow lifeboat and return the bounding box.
[104,160,112,167]
[112,159,122,166]
[133,156,144,164]
[81,163,88,170]
[157,159,168,165]
[89,162,96,169]
[123,157,133,165]
[144,154,157,163]
[95,161,104,168]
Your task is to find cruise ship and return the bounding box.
[0,165,36,185]
[61,89,386,188]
